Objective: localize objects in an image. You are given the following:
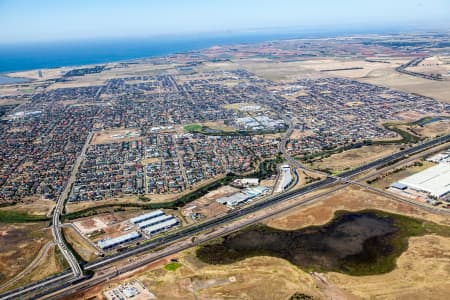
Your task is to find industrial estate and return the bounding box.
[0,31,450,300]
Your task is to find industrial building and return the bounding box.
[137,214,174,229]
[427,150,450,163]
[394,163,450,199]
[143,218,180,236]
[217,186,269,207]
[97,231,141,250]
[129,210,164,224]
[275,165,293,192]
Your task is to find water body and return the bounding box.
[0,75,31,85]
[197,211,414,275]
[0,27,397,73]
[0,32,301,73]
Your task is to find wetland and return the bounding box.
[196,210,450,275]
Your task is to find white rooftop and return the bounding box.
[398,163,450,198]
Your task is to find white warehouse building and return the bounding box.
[397,163,450,198]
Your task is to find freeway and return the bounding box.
[2,133,449,300]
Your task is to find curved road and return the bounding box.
[0,242,55,292]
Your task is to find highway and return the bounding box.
[1,133,449,300]
[395,57,443,81]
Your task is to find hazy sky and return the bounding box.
[1,0,449,43]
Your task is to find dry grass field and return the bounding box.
[369,160,435,190]
[0,197,55,216]
[3,244,66,292]
[361,67,450,104]
[0,223,55,286]
[307,144,402,173]
[62,226,99,262]
[267,185,450,230]
[70,252,324,300]
[328,235,450,299]
[397,120,450,138]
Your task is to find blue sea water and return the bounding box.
[0,28,395,73]
[0,31,332,73]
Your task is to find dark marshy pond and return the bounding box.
[196,210,450,275]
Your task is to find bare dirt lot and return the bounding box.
[91,128,141,144]
[182,186,237,221]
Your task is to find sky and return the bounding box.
[1,0,450,44]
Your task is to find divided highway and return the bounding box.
[1,133,449,300]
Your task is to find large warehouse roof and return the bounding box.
[398,163,450,198]
[97,231,141,250]
[129,210,164,224]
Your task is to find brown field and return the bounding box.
[0,197,55,216]
[369,160,435,190]
[72,251,323,300]
[293,169,326,189]
[64,232,450,300]
[361,67,450,103]
[72,213,118,234]
[2,244,66,292]
[266,185,450,230]
[7,68,67,81]
[91,128,141,145]
[328,235,450,299]
[236,58,407,82]
[406,120,450,138]
[307,144,402,172]
[236,59,322,81]
[406,55,450,76]
[202,121,237,132]
[0,223,54,286]
[182,186,237,221]
[292,58,405,79]
[0,98,26,106]
[63,227,99,261]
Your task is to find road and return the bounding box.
[2,133,449,300]
[0,242,55,292]
[395,56,443,81]
[52,132,93,278]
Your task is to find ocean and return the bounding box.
[0,29,354,74]
[0,28,396,74]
